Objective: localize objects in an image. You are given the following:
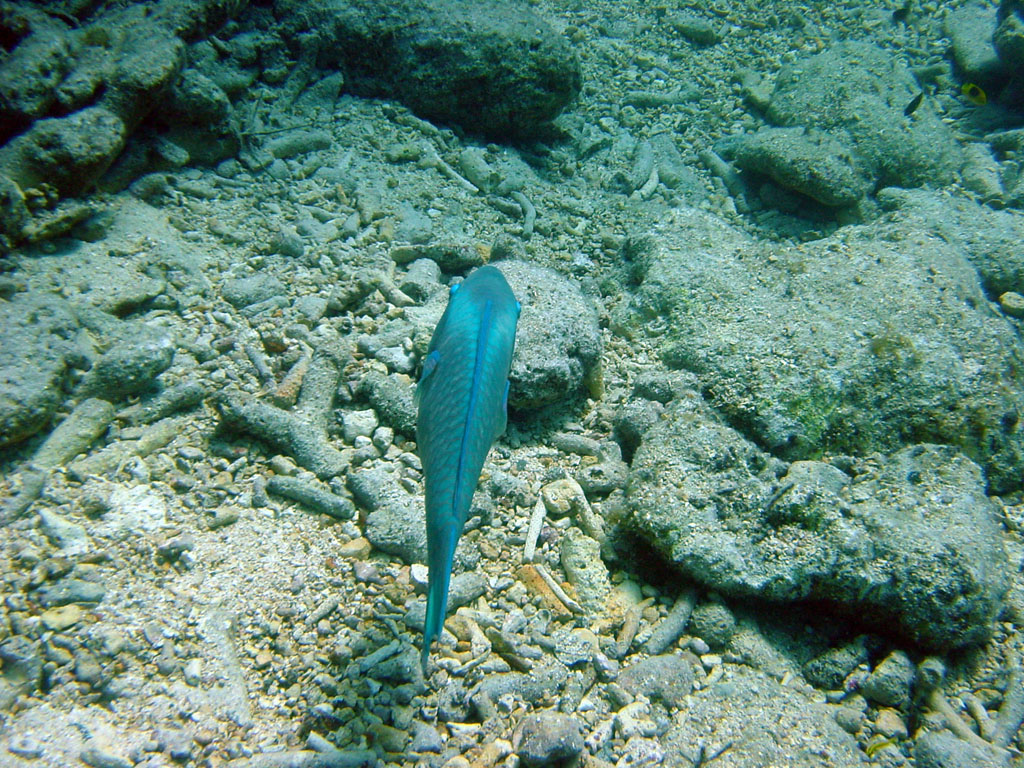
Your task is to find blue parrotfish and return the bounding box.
[416,265,520,674]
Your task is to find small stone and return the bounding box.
[874,707,908,739]
[338,537,372,559]
[699,653,723,669]
[7,735,44,759]
[410,562,429,588]
[143,621,164,647]
[410,721,443,752]
[74,648,104,687]
[575,455,628,495]
[833,705,865,734]
[803,638,868,690]
[38,508,90,555]
[375,345,416,374]
[222,274,285,308]
[594,651,619,681]
[270,227,305,258]
[294,295,328,325]
[616,700,657,740]
[861,650,916,709]
[354,561,383,584]
[161,728,194,761]
[36,577,105,607]
[559,527,612,613]
[156,639,177,676]
[399,258,442,301]
[157,533,195,561]
[371,425,394,451]
[209,506,240,529]
[369,722,409,753]
[688,602,737,649]
[541,478,577,517]
[194,727,216,747]
[80,745,133,768]
[269,455,298,475]
[552,628,596,668]
[617,654,694,709]
[254,650,273,669]
[79,331,175,399]
[183,658,202,686]
[999,291,1024,318]
[668,12,721,45]
[689,637,710,655]
[615,736,664,768]
[342,409,379,443]
[512,712,584,767]
[41,603,84,631]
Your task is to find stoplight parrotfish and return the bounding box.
[416,265,520,674]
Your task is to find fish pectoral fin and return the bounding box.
[415,350,441,406]
[421,350,441,381]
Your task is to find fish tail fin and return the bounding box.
[420,639,430,678]
[422,519,458,676]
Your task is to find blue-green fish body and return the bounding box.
[416,265,519,673]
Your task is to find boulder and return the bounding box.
[627,396,1010,650]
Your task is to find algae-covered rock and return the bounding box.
[0,294,80,449]
[278,0,581,139]
[732,126,874,207]
[0,106,127,196]
[623,205,1024,492]
[626,397,1010,650]
[0,15,72,134]
[766,41,961,190]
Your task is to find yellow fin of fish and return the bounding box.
[961,82,987,106]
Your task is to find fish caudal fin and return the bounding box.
[421,521,459,676]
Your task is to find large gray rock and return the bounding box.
[99,24,186,129]
[766,41,961,190]
[0,106,127,196]
[732,126,874,207]
[349,464,427,564]
[0,294,79,449]
[995,0,1024,73]
[496,260,602,409]
[945,3,1004,82]
[278,0,581,139]
[0,14,72,135]
[0,0,243,235]
[407,260,602,410]
[873,187,1024,297]
[626,397,1009,650]
[663,665,863,767]
[78,328,175,400]
[347,464,480,571]
[622,206,1024,492]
